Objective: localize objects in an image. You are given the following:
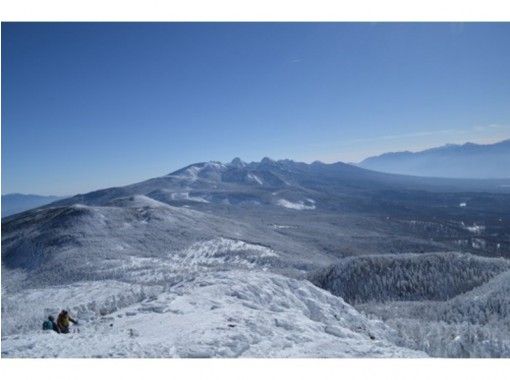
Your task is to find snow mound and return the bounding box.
[177,238,278,270]
[276,199,316,210]
[104,238,282,286]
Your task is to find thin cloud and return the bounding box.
[473,123,509,132]
[309,128,460,149]
[312,124,509,150]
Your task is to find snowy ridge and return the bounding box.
[1,238,281,338]
[178,238,278,270]
[1,234,427,358]
[106,194,173,208]
[1,270,425,358]
[168,162,226,182]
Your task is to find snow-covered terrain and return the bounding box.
[309,252,510,304]
[1,237,425,358]
[310,253,510,357]
[1,268,425,358]
[357,272,510,358]
[2,158,510,357]
[1,205,425,357]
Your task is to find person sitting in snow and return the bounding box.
[56,310,78,334]
[42,315,60,333]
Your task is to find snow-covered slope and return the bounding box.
[313,254,510,358]
[1,199,340,294]
[309,252,510,304]
[356,270,510,358]
[1,239,426,358]
[359,269,510,327]
[1,270,425,358]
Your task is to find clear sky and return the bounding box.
[2,22,510,195]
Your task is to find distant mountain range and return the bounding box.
[1,193,65,217]
[358,139,510,179]
[5,153,510,219]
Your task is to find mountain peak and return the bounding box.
[260,157,276,165]
[229,157,246,168]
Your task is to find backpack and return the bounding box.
[42,320,53,330]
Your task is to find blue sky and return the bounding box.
[2,22,510,195]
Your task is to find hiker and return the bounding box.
[56,310,78,334]
[42,315,60,333]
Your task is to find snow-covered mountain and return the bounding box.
[2,158,510,357]
[359,139,510,179]
[44,157,510,211]
[1,193,65,217]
